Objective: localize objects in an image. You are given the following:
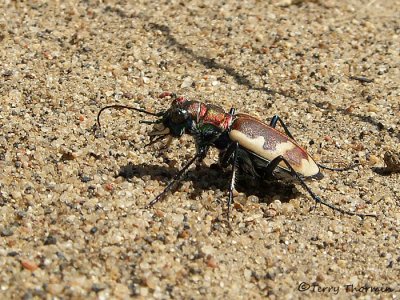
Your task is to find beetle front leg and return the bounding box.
[146,153,201,208]
[269,115,296,140]
[264,155,376,218]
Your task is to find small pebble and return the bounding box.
[91,283,106,293]
[244,269,252,281]
[21,260,39,272]
[205,255,218,268]
[1,228,14,237]
[80,175,92,183]
[316,273,325,282]
[44,235,57,245]
[104,183,114,191]
[181,77,193,88]
[368,154,380,165]
[47,284,64,295]
[140,287,149,297]
[384,151,400,173]
[201,245,215,256]
[7,251,19,257]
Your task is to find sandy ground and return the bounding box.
[1,0,399,299]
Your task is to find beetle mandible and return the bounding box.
[97,92,376,219]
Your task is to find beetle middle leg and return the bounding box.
[263,155,376,218]
[219,142,240,221]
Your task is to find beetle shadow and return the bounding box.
[371,167,396,176]
[117,162,297,205]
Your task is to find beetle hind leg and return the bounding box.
[264,155,376,218]
[270,115,296,140]
[270,116,360,174]
[317,162,359,172]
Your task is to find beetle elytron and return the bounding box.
[97,92,376,219]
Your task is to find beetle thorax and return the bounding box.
[196,103,233,132]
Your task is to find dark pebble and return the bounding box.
[91,283,106,293]
[82,46,92,52]
[7,251,19,257]
[44,235,57,245]
[1,228,14,237]
[2,70,13,77]
[22,292,33,300]
[80,175,92,183]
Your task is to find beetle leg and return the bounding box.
[270,117,359,173]
[226,142,239,221]
[195,146,210,170]
[317,163,359,172]
[219,142,239,168]
[270,116,359,172]
[264,155,376,218]
[146,153,200,208]
[269,115,296,140]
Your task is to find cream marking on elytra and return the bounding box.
[229,130,319,177]
[229,130,294,158]
[299,157,320,177]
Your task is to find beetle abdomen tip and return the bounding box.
[311,172,324,180]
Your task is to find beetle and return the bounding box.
[97,92,376,219]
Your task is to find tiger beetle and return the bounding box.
[97,92,376,219]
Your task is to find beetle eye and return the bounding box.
[171,109,189,123]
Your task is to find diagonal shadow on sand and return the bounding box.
[148,23,399,141]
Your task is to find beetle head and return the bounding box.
[163,107,191,137]
[151,94,192,138]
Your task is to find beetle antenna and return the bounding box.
[97,105,164,128]
[139,120,163,125]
